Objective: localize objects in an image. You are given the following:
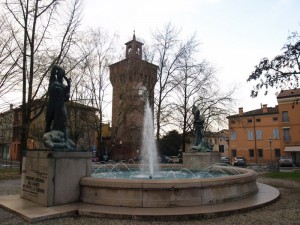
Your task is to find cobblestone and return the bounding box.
[0,175,299,225]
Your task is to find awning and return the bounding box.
[285,146,300,152]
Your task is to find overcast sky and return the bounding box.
[1,0,299,115]
[83,0,300,113]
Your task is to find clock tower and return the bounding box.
[109,33,158,161]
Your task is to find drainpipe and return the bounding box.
[253,115,257,164]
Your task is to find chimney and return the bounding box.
[238,107,243,115]
[262,104,267,113]
[10,104,13,110]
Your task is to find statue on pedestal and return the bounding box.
[190,105,213,152]
[43,65,76,150]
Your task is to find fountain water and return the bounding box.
[140,100,159,178]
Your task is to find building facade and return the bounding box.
[109,33,158,161]
[277,89,300,165]
[207,129,229,157]
[0,105,15,161]
[227,89,300,165]
[0,100,101,161]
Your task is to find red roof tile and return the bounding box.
[277,88,300,99]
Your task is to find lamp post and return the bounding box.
[268,137,272,162]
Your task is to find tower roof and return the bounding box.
[125,32,144,46]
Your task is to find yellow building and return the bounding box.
[227,89,300,165]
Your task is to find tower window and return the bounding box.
[128,46,132,54]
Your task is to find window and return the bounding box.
[231,131,236,141]
[232,149,237,157]
[282,111,289,122]
[256,118,261,122]
[128,46,132,54]
[256,130,262,140]
[258,149,263,157]
[275,149,281,158]
[247,129,253,140]
[273,128,280,140]
[219,145,224,153]
[249,149,254,158]
[247,119,252,123]
[283,128,291,141]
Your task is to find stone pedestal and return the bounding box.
[183,151,221,170]
[21,150,92,207]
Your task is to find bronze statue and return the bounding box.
[190,104,213,152]
[192,105,204,146]
[44,65,75,150]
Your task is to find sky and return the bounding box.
[82,0,300,113]
[1,0,299,116]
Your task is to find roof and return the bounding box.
[277,88,300,99]
[227,106,278,119]
[109,58,158,68]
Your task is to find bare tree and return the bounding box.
[172,56,215,152]
[0,14,21,111]
[3,0,83,167]
[72,27,117,154]
[150,22,198,140]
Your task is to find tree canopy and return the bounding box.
[247,32,300,97]
[158,130,182,156]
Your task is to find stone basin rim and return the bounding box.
[83,166,257,186]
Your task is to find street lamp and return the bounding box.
[268,137,273,162]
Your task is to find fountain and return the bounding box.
[79,101,276,213]
[0,65,279,223]
[139,100,159,178]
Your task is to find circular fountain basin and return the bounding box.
[80,166,258,208]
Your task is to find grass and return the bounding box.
[263,171,300,181]
[0,167,21,180]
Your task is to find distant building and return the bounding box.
[0,104,15,161]
[184,129,229,156]
[109,33,158,161]
[207,129,229,156]
[0,100,104,161]
[227,88,300,165]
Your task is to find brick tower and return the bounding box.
[109,33,158,161]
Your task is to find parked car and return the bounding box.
[92,156,99,162]
[161,155,172,163]
[170,156,180,163]
[279,156,294,167]
[220,156,230,165]
[233,156,246,166]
